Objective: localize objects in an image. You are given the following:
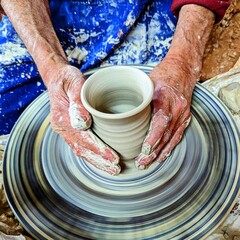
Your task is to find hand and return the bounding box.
[46,64,121,175]
[134,4,214,169]
[135,57,196,169]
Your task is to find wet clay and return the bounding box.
[200,0,240,81]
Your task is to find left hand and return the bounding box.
[135,56,196,169]
[46,64,121,175]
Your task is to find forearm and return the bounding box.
[1,0,68,84]
[166,4,215,82]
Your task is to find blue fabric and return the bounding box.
[0,0,177,135]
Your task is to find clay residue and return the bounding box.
[0,194,34,240]
[0,187,24,236]
[200,0,240,81]
[0,135,33,240]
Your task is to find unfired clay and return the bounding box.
[81,66,154,160]
[218,82,240,114]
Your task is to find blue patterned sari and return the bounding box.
[0,0,176,134]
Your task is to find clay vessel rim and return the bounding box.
[81,66,154,119]
[82,96,152,119]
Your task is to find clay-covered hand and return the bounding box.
[134,4,215,169]
[46,64,121,175]
[0,0,121,175]
[135,57,196,169]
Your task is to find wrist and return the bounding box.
[30,35,69,86]
[165,51,201,79]
[38,59,71,89]
[152,56,196,101]
[158,55,197,84]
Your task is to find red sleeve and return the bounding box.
[171,0,230,23]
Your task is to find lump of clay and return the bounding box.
[218,82,240,114]
[200,1,240,81]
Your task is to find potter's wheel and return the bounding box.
[3,66,240,240]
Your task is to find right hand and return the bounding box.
[45,64,121,175]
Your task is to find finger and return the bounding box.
[77,145,121,176]
[141,86,189,156]
[63,129,120,164]
[69,101,92,130]
[66,73,92,130]
[50,91,92,131]
[157,116,191,162]
[141,109,171,155]
[135,116,191,169]
[135,151,157,169]
[159,102,190,146]
[141,96,187,156]
[141,85,173,155]
[61,129,121,175]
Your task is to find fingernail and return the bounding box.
[135,161,146,170]
[111,165,121,175]
[158,151,171,162]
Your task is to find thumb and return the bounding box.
[68,100,92,130]
[67,74,92,130]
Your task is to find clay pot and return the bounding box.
[81,66,154,160]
